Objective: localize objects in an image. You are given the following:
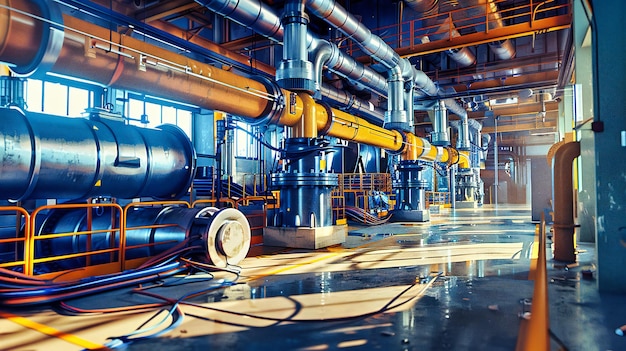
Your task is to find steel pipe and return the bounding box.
[552,141,580,263]
[0,108,195,201]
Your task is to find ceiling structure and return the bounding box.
[76,0,572,148]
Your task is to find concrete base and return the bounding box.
[264,225,346,249]
[455,201,478,209]
[389,209,430,222]
[429,205,443,214]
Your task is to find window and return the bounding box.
[234,121,257,158]
[25,78,95,116]
[125,93,196,140]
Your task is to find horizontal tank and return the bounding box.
[0,107,195,201]
[35,206,251,272]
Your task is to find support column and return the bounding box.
[590,1,626,292]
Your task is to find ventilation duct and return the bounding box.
[442,0,516,60]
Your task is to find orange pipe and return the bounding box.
[552,141,580,262]
[295,92,318,138]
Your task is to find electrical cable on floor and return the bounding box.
[345,206,391,225]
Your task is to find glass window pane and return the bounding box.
[162,105,176,125]
[145,102,161,129]
[128,98,144,125]
[25,79,43,112]
[43,81,68,115]
[177,110,192,139]
[68,86,90,116]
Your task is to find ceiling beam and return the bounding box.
[394,15,571,59]
[134,0,202,23]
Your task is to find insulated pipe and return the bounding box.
[446,0,516,60]
[0,2,301,126]
[320,83,385,122]
[194,0,283,41]
[552,141,580,263]
[309,38,387,97]
[0,108,195,201]
[431,100,450,146]
[196,0,388,99]
[305,0,411,130]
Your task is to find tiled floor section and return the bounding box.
[1,205,625,350]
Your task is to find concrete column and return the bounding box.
[573,0,597,244]
[590,1,626,293]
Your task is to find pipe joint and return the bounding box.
[9,0,64,77]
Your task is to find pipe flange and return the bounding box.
[10,0,64,77]
[247,75,285,126]
[317,102,334,136]
[385,129,407,156]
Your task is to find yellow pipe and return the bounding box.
[324,108,404,150]
[295,92,317,138]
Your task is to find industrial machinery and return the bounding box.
[391,160,430,222]
[35,205,251,273]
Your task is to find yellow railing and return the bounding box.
[0,206,31,274]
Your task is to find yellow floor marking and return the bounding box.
[0,311,107,350]
[244,252,341,282]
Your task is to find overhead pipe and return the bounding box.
[0,1,302,125]
[430,100,450,146]
[551,141,580,263]
[444,0,516,60]
[195,0,388,99]
[320,83,385,122]
[0,0,466,172]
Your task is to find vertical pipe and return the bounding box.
[296,92,317,138]
[552,141,580,262]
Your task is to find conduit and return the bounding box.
[551,141,580,262]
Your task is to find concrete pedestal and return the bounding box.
[264,225,346,249]
[455,201,478,209]
[389,209,430,222]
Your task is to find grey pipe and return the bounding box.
[276,0,316,93]
[431,100,449,146]
[194,0,283,41]
[196,0,388,98]
[0,108,195,201]
[321,83,385,122]
[308,37,387,97]
[198,0,467,128]
[446,0,516,60]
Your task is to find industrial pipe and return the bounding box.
[551,141,580,262]
[0,0,296,124]
[0,0,465,173]
[0,108,195,201]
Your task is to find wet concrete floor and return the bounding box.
[2,205,626,350]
